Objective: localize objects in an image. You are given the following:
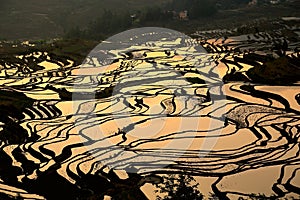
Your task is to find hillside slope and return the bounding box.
[0,0,169,40]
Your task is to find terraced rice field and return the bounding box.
[0,21,300,199]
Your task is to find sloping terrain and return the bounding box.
[0,20,299,199]
[0,0,169,40]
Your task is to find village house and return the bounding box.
[248,0,258,6]
[178,10,188,20]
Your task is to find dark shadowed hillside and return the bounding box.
[0,0,169,40]
[1,0,300,40]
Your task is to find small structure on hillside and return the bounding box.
[178,10,188,20]
[166,10,189,20]
[248,0,258,6]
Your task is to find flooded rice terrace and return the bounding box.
[0,24,300,200]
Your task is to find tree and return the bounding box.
[155,174,204,200]
[189,0,217,19]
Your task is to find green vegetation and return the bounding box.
[247,56,300,85]
[1,0,299,40]
[155,174,203,200]
[0,0,169,40]
[223,53,300,85]
[65,0,217,40]
[0,39,98,67]
[0,89,35,144]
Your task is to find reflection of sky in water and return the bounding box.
[86,27,206,67]
[71,27,226,173]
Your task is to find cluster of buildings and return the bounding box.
[165,10,189,21]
